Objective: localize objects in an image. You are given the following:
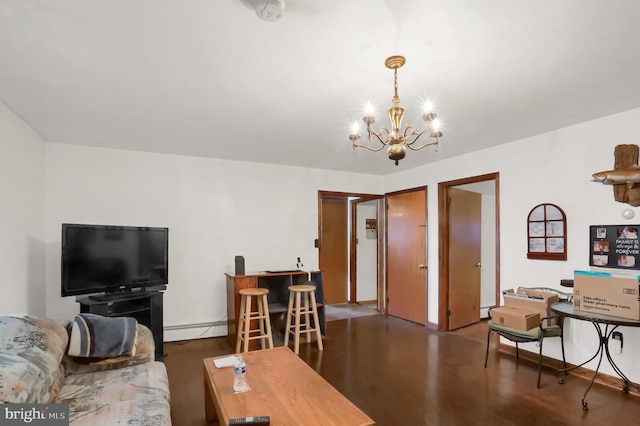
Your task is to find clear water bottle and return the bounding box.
[233,355,247,392]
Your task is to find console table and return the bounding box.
[550,302,640,410]
[225,270,325,348]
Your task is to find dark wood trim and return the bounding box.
[350,198,358,303]
[350,197,384,304]
[377,199,387,314]
[320,190,382,255]
[424,186,429,326]
[318,190,384,305]
[437,172,500,188]
[438,173,500,331]
[437,185,448,330]
[495,177,501,317]
[385,185,428,197]
[318,190,383,200]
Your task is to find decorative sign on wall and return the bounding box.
[590,224,640,270]
[365,218,377,239]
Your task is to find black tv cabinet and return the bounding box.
[76,287,165,360]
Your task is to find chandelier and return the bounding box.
[349,55,443,166]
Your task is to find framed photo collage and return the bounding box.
[590,225,640,270]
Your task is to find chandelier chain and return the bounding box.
[393,68,399,104]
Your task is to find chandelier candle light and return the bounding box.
[349,55,443,165]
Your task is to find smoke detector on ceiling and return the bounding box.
[241,0,286,22]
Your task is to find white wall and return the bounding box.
[44,143,383,340]
[386,107,640,383]
[0,103,46,315]
[356,200,378,301]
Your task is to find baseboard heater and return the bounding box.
[480,306,492,318]
[164,320,227,331]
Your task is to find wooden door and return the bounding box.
[448,188,482,330]
[386,188,427,325]
[319,196,348,304]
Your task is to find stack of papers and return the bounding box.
[213,355,238,368]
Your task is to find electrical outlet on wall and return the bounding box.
[612,331,623,354]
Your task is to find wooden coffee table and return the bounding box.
[203,347,375,425]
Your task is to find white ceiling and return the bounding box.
[2,0,640,175]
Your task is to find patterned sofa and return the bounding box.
[0,315,171,425]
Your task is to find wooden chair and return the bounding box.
[235,288,274,353]
[284,283,323,355]
[484,287,572,388]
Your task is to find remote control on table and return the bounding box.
[228,416,270,425]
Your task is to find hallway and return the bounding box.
[324,302,380,321]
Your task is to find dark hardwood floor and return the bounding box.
[162,315,640,425]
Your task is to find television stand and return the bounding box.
[87,285,167,302]
[76,288,165,360]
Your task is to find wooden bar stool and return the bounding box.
[235,288,274,353]
[284,283,323,355]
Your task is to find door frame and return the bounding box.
[349,197,382,304]
[437,173,500,331]
[318,191,383,305]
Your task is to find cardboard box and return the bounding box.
[490,306,541,331]
[573,271,640,320]
[503,288,559,326]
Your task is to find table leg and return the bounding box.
[556,321,605,410]
[556,321,602,382]
[602,324,640,395]
[204,374,219,423]
[551,303,640,412]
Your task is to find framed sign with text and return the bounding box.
[589,224,640,270]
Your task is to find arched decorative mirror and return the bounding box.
[527,203,567,260]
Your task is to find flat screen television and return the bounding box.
[61,224,169,297]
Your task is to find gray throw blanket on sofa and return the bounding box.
[68,313,137,358]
